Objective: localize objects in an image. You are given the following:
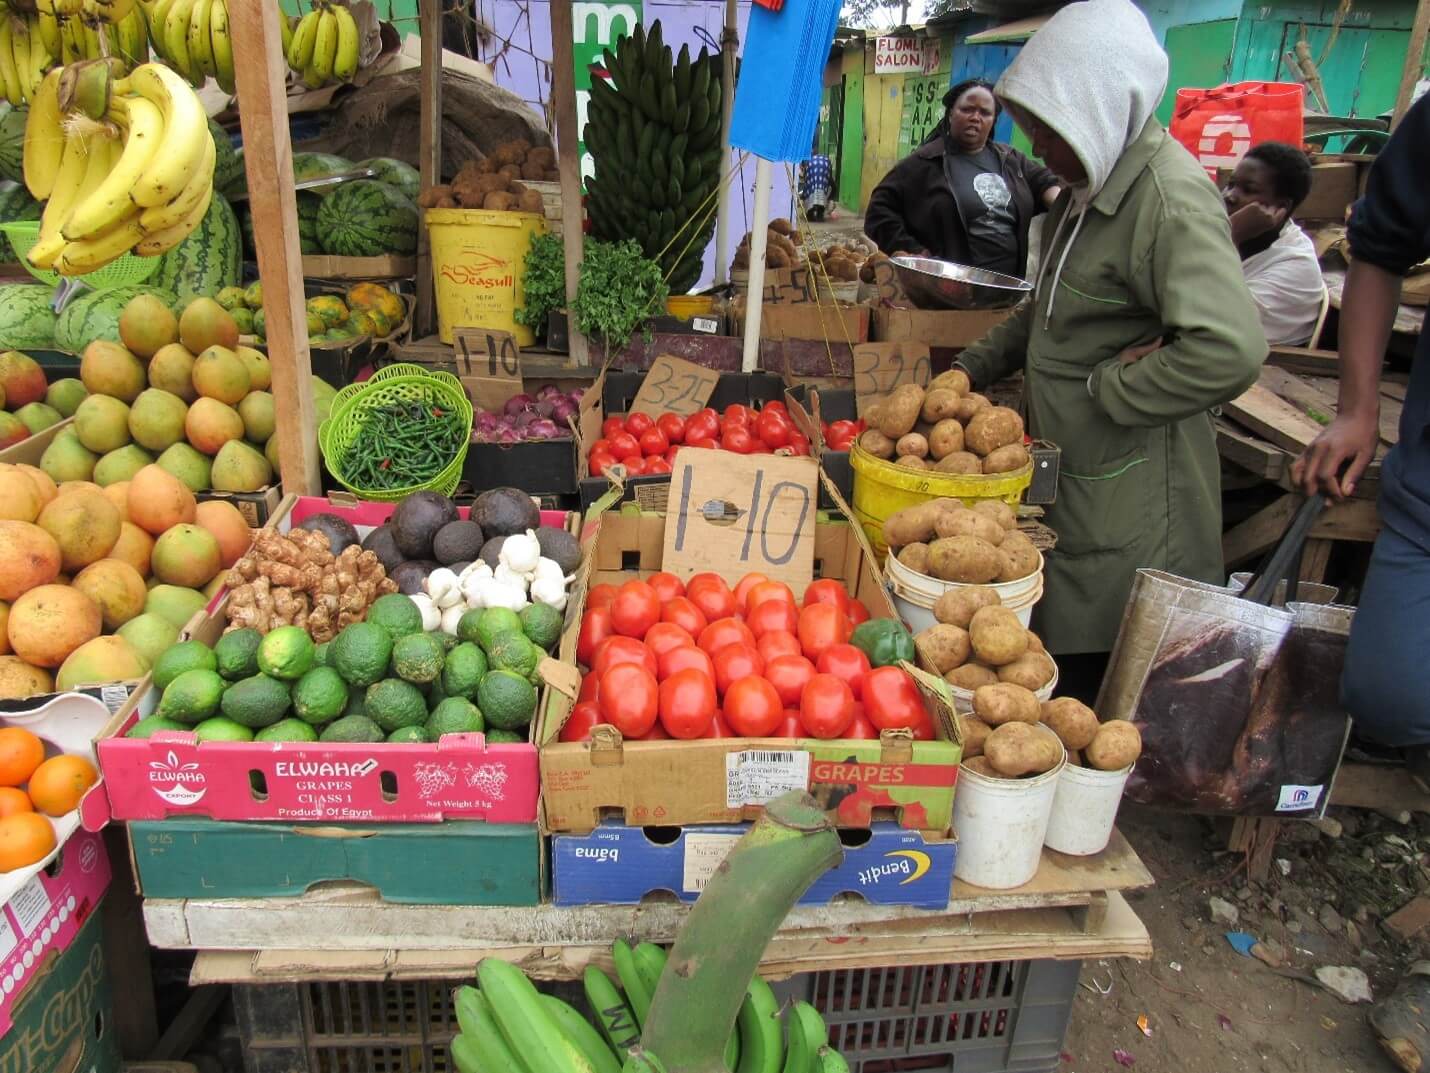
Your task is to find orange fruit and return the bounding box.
[26,754,98,817]
[0,728,45,787]
[0,812,55,871]
[0,788,33,818]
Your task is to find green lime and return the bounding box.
[214,628,263,680]
[366,593,425,638]
[460,607,522,652]
[152,640,218,692]
[520,603,563,651]
[426,697,484,738]
[440,643,487,700]
[342,689,368,719]
[365,678,428,732]
[319,715,385,743]
[487,632,539,680]
[425,672,449,710]
[292,666,349,725]
[193,717,255,742]
[485,729,525,743]
[314,641,330,667]
[257,626,316,681]
[330,621,394,688]
[431,629,459,653]
[220,673,291,728]
[477,669,536,731]
[387,725,432,743]
[126,716,187,739]
[256,718,320,743]
[391,632,446,684]
[156,668,226,724]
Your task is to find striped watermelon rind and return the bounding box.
[293,152,355,194]
[0,180,41,260]
[0,283,59,350]
[211,119,244,196]
[150,194,241,303]
[241,191,321,258]
[316,180,419,258]
[357,157,421,202]
[54,285,178,354]
[0,106,23,185]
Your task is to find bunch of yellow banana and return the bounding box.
[23,61,214,274]
[7,0,150,87]
[142,0,235,94]
[0,2,57,105]
[286,0,360,90]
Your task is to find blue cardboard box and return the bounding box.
[552,822,956,909]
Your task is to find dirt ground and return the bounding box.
[1065,803,1429,1073]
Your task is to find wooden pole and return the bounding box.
[549,0,590,366]
[415,0,442,336]
[713,0,738,286]
[230,0,320,495]
[1392,0,1430,129]
[740,158,772,372]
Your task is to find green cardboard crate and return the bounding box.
[0,908,121,1073]
[129,819,542,905]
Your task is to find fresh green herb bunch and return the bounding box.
[572,238,669,356]
[514,232,566,331]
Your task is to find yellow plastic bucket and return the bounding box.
[849,442,1033,559]
[425,208,547,346]
[666,295,717,319]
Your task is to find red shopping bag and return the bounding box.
[1170,82,1305,179]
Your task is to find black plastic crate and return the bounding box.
[772,959,1081,1073]
[462,437,579,498]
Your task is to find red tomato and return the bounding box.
[661,596,708,637]
[733,572,769,611]
[638,428,669,456]
[686,409,719,442]
[609,432,640,460]
[592,635,657,680]
[757,630,803,663]
[847,599,871,626]
[598,664,659,737]
[685,436,719,451]
[797,603,852,662]
[712,643,764,695]
[625,412,655,438]
[658,644,715,682]
[817,643,872,700]
[687,578,736,622]
[609,580,660,639]
[723,676,784,737]
[746,598,799,639]
[586,584,618,612]
[799,674,856,739]
[862,667,927,731]
[589,438,612,456]
[786,431,811,457]
[720,425,755,454]
[688,572,725,590]
[601,416,627,439]
[622,456,647,476]
[658,669,717,739]
[560,701,602,743]
[763,400,787,416]
[665,445,683,464]
[578,672,600,703]
[746,580,795,610]
[775,712,803,738]
[826,420,859,450]
[656,413,686,444]
[588,449,618,477]
[723,403,753,426]
[576,607,614,667]
[756,410,791,449]
[698,617,756,655]
[646,457,673,475]
[640,722,671,740]
[802,579,851,615]
[844,712,880,740]
[765,654,816,707]
[706,713,737,738]
[647,572,685,603]
[644,622,695,658]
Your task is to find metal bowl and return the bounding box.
[891,256,1032,311]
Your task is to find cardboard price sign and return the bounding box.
[852,341,932,416]
[761,266,814,306]
[454,327,523,412]
[630,355,722,417]
[662,450,818,589]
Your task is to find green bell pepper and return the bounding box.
[850,619,915,667]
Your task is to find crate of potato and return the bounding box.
[848,370,1032,557]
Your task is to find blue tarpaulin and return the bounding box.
[729,0,842,162]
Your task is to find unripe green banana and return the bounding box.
[543,995,622,1073]
[583,966,641,1061]
[734,977,781,1073]
[611,939,651,1030]
[476,959,597,1073]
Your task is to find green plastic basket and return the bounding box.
[0,220,161,288]
[318,366,473,502]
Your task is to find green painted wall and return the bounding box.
[1158,18,1238,124]
[838,50,864,211]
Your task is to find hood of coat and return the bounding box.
[995,0,1168,197]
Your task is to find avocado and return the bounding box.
[214,628,263,680]
[470,487,540,539]
[365,678,429,732]
[391,491,459,559]
[362,525,404,573]
[432,520,484,565]
[296,512,360,554]
[535,525,581,576]
[320,715,385,743]
[391,632,446,684]
[220,673,292,728]
[329,622,394,688]
[390,560,436,595]
[477,536,506,569]
[156,669,226,724]
[477,669,537,731]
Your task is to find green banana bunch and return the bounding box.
[584,18,726,293]
[285,0,360,89]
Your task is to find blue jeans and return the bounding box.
[1341,522,1430,748]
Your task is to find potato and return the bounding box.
[959,716,991,757]
[517,188,545,214]
[483,191,517,211]
[997,531,1040,581]
[997,652,1055,691]
[985,722,1061,777]
[1086,721,1142,771]
[864,401,884,426]
[983,444,1032,474]
[1068,749,1085,767]
[883,503,942,548]
[878,384,925,439]
[962,755,1013,779]
[972,500,1016,530]
[897,456,928,470]
[964,406,1024,457]
[973,682,1040,726]
[929,368,971,396]
[920,388,961,424]
[859,429,896,460]
[932,585,1000,628]
[928,536,1003,584]
[1026,632,1045,653]
[946,663,999,690]
[915,624,970,674]
[928,419,965,460]
[1041,697,1099,751]
[897,542,931,575]
[934,509,1006,546]
[969,606,1028,666]
[953,393,991,424]
[896,433,929,459]
[935,451,982,475]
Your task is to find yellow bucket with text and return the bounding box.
[425,208,546,346]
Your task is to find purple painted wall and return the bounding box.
[474,0,799,290]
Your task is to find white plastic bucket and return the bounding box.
[1043,761,1133,856]
[946,660,1058,715]
[953,726,1066,889]
[885,548,1044,634]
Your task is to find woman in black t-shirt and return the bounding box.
[865,79,1059,278]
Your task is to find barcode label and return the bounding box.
[682,833,742,893]
[725,750,810,808]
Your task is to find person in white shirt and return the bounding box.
[1223,142,1325,347]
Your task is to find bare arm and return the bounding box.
[1041,186,1060,209]
[1290,260,1398,499]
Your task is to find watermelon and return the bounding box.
[0,284,59,350]
[293,152,354,193]
[316,180,419,258]
[54,285,177,354]
[240,191,320,257]
[0,105,23,185]
[357,157,421,202]
[210,119,244,196]
[150,194,241,303]
[0,181,41,261]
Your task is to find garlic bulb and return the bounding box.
[409,592,442,632]
[499,529,541,576]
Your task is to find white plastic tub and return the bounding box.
[953,726,1066,889]
[886,548,1044,634]
[1043,761,1133,856]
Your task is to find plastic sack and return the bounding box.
[1169,82,1305,179]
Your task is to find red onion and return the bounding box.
[551,398,577,424]
[503,394,535,416]
[527,418,561,439]
[536,384,564,401]
[535,399,558,418]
